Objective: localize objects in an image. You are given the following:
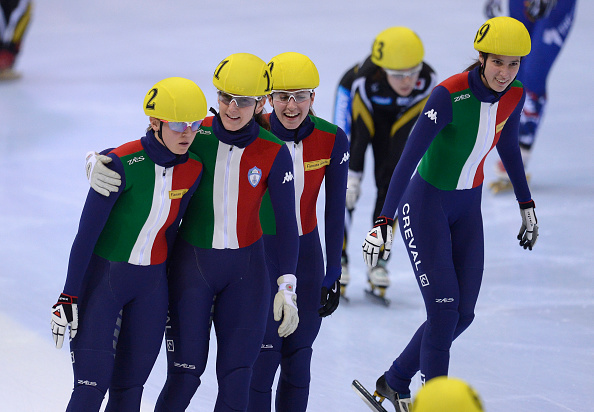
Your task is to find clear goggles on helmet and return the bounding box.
[217,91,262,108]
[384,63,423,80]
[271,89,314,104]
[161,119,203,133]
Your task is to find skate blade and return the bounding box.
[0,69,21,81]
[352,380,389,412]
[489,174,531,194]
[340,285,350,303]
[365,289,390,307]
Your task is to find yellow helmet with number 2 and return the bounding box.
[412,377,484,412]
[143,77,207,122]
[474,16,531,56]
[268,52,320,90]
[213,53,272,97]
[371,27,424,70]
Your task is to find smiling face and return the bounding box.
[479,53,521,93]
[218,93,266,132]
[268,90,315,130]
[150,117,196,155]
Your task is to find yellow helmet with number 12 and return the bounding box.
[474,16,531,56]
[371,27,424,70]
[143,77,207,122]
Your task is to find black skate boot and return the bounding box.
[375,374,411,412]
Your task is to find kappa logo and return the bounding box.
[248,167,262,187]
[127,155,145,165]
[340,151,350,165]
[282,171,294,184]
[424,109,438,123]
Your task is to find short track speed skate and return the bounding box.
[352,380,388,411]
[352,375,412,412]
[366,262,390,306]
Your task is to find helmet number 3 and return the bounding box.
[373,40,384,62]
[145,88,158,111]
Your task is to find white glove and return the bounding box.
[362,216,394,267]
[85,151,122,196]
[51,293,78,349]
[518,201,538,250]
[345,171,362,210]
[273,275,298,338]
[484,0,503,18]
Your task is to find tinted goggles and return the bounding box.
[271,89,314,104]
[384,64,423,80]
[217,91,262,108]
[161,119,203,133]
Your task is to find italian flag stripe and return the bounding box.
[456,101,498,189]
[130,165,173,265]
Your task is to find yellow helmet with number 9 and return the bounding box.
[143,77,207,122]
[474,16,531,56]
[213,53,272,97]
[371,27,424,70]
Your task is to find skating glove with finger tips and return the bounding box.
[345,171,362,210]
[362,216,394,268]
[319,279,340,318]
[518,200,538,250]
[51,293,78,349]
[274,275,299,337]
[85,151,122,196]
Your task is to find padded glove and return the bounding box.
[362,216,394,267]
[85,151,121,196]
[51,293,78,349]
[518,200,538,250]
[318,279,340,318]
[345,171,362,210]
[274,275,299,338]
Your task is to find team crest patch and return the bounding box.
[248,167,262,187]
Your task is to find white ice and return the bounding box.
[1,1,593,411]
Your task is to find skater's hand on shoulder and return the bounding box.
[362,216,394,267]
[319,279,340,318]
[274,275,299,337]
[518,200,538,250]
[51,293,78,349]
[86,151,121,196]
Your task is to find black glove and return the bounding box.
[318,279,340,317]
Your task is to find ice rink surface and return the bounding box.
[1,1,593,410]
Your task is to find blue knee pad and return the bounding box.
[275,347,313,412]
[66,385,106,412]
[216,367,252,411]
[155,372,201,412]
[104,386,143,412]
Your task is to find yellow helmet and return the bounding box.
[371,27,424,70]
[412,377,484,412]
[474,16,531,56]
[143,77,207,122]
[213,53,272,97]
[268,52,320,90]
